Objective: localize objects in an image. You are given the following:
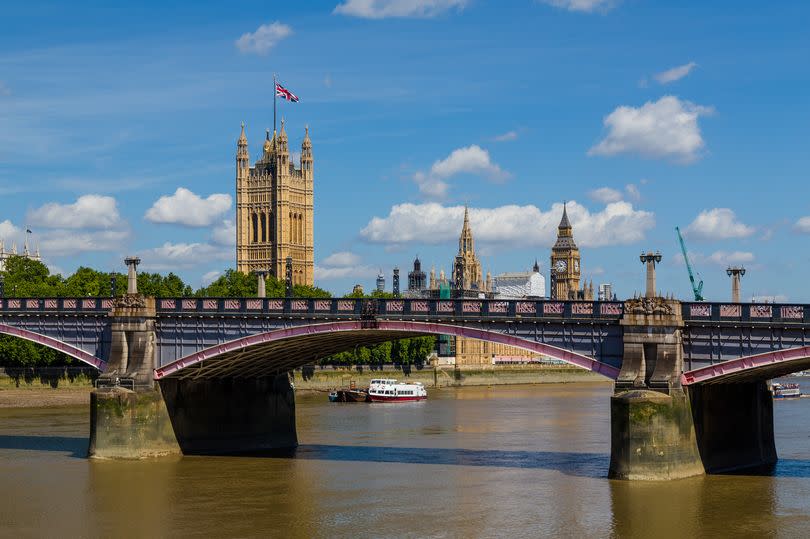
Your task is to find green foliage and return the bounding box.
[0,335,72,368]
[138,272,193,297]
[196,269,257,297]
[322,336,435,366]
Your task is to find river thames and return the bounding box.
[2,381,810,538]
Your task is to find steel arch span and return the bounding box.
[0,323,107,370]
[683,345,810,385]
[154,320,621,380]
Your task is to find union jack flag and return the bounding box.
[275,82,299,102]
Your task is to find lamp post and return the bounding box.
[639,251,662,298]
[124,257,141,295]
[727,267,746,303]
[285,257,293,298]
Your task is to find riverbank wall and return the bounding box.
[291,364,607,391]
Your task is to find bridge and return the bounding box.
[2,261,809,478]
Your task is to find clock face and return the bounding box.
[554,260,567,273]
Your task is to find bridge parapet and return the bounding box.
[682,302,810,324]
[153,297,625,321]
[0,297,114,313]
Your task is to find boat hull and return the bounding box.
[369,395,427,402]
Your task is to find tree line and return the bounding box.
[0,256,434,368]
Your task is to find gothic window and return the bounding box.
[252,213,258,243]
[268,212,274,243]
[260,213,267,243]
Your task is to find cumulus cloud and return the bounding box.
[588,187,623,204]
[28,195,122,229]
[145,188,231,227]
[794,216,810,234]
[654,62,697,84]
[360,201,654,248]
[494,130,519,142]
[210,219,236,246]
[413,145,509,200]
[322,251,362,267]
[39,229,130,257]
[201,270,221,286]
[0,220,23,243]
[538,0,617,13]
[334,0,467,18]
[624,183,641,202]
[235,22,293,55]
[588,96,714,164]
[138,242,232,270]
[315,250,377,281]
[685,208,755,241]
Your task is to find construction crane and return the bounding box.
[676,226,704,301]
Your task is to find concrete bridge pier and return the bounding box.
[609,296,704,480]
[158,375,297,455]
[688,381,776,473]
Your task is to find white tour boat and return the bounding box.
[368,378,427,402]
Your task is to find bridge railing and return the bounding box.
[682,302,810,324]
[0,297,114,313]
[153,297,625,320]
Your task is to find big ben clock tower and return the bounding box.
[550,203,581,299]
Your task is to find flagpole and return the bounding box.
[273,73,277,135]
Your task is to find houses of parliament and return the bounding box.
[235,120,314,286]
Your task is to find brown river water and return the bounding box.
[1,381,810,538]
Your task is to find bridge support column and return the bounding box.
[158,374,297,455]
[610,296,704,480]
[101,295,157,388]
[688,381,776,473]
[88,387,180,459]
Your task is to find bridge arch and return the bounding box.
[683,345,810,385]
[0,323,106,370]
[154,320,620,380]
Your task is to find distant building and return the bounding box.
[0,237,40,272]
[407,256,426,292]
[550,203,593,300]
[376,270,385,293]
[494,262,546,299]
[598,283,614,302]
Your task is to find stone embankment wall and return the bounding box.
[291,365,607,391]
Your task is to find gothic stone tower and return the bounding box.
[550,203,581,300]
[236,121,314,286]
[452,206,484,290]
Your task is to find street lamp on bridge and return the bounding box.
[727,267,746,303]
[124,257,141,295]
[640,251,662,298]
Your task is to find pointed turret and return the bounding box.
[553,202,577,250]
[236,122,250,180]
[533,259,540,273]
[559,201,572,230]
[458,205,474,255]
[262,128,273,156]
[429,265,437,289]
[301,125,313,179]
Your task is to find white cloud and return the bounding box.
[588,96,714,164]
[334,0,467,19]
[322,251,362,267]
[235,22,293,55]
[654,62,697,85]
[538,0,617,13]
[413,145,508,200]
[624,183,641,202]
[28,195,123,229]
[39,229,130,256]
[707,250,755,266]
[794,216,810,234]
[210,219,236,246]
[145,188,231,227]
[494,130,518,142]
[201,270,221,286]
[588,187,622,204]
[0,220,23,243]
[360,201,654,248]
[138,242,231,270]
[685,208,755,241]
[315,250,376,281]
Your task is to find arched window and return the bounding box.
[251,213,258,243]
[260,213,267,243]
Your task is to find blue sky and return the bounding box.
[1,0,808,301]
